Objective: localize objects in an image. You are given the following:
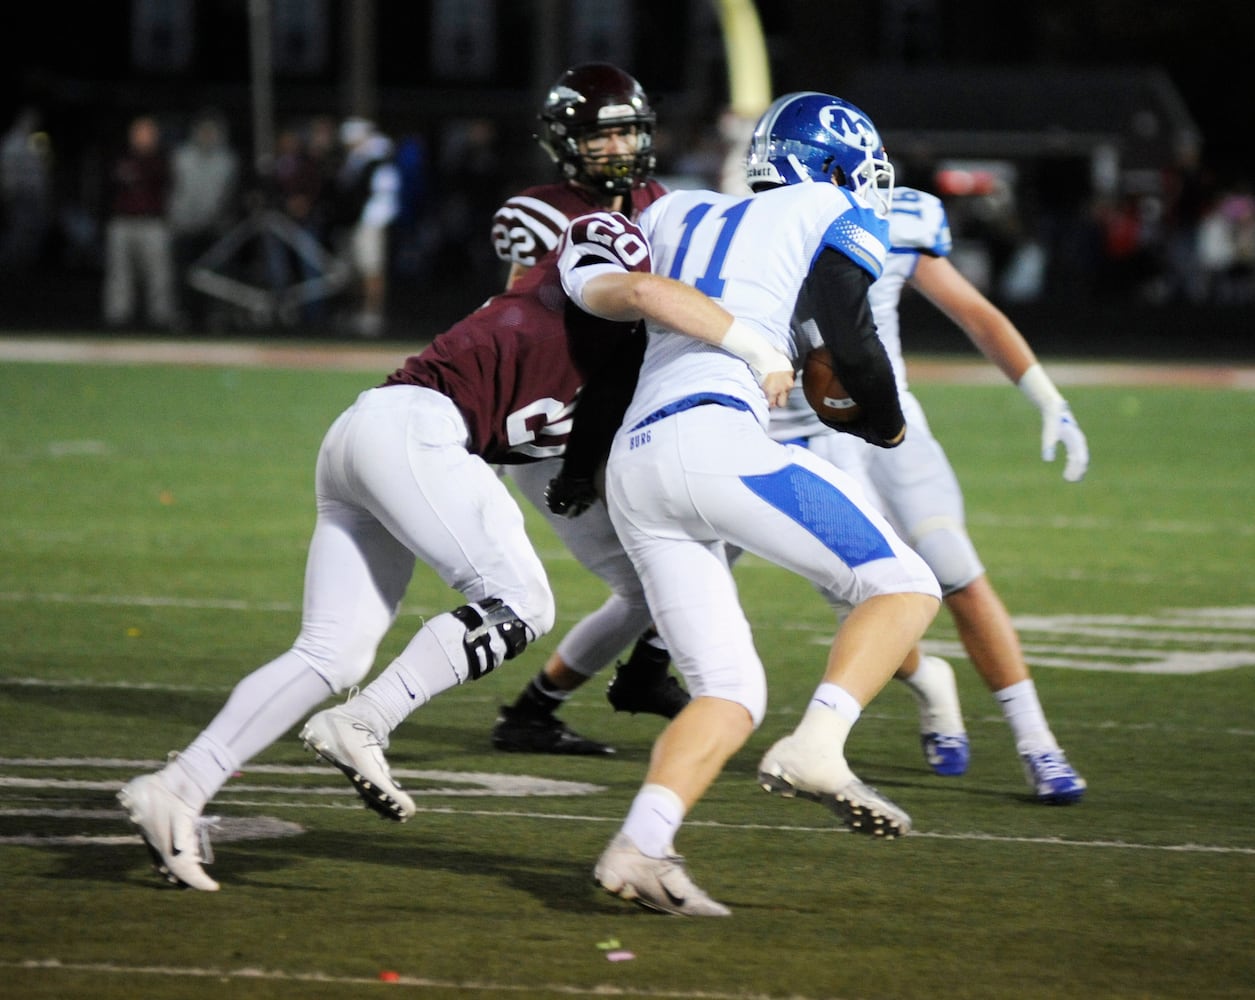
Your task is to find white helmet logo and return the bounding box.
[820,105,876,149]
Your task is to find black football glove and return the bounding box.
[826,415,906,449]
[544,474,598,519]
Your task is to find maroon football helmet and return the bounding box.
[536,63,656,195]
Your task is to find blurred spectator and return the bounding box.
[1095,194,1148,297]
[102,115,175,330]
[658,117,724,192]
[330,117,400,337]
[1197,180,1255,304]
[272,124,327,238]
[389,131,438,284]
[433,117,504,286]
[267,126,320,297]
[1158,144,1213,303]
[168,111,240,329]
[0,106,54,271]
[717,108,758,196]
[942,169,1024,295]
[304,114,342,220]
[275,116,340,246]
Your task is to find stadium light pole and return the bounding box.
[342,0,378,119]
[247,0,276,177]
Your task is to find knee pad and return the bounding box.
[450,598,533,680]
[682,659,768,728]
[909,516,984,595]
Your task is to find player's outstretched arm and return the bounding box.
[910,254,1089,482]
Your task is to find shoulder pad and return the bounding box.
[887,187,951,256]
[819,187,890,280]
[561,212,652,272]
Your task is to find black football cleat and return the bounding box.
[605,665,691,719]
[491,705,615,755]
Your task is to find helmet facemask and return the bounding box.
[551,120,656,195]
[840,144,895,219]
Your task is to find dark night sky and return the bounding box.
[763,1,1245,180]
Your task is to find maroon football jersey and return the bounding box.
[384,213,650,464]
[490,179,668,269]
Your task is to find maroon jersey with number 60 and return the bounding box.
[384,212,650,464]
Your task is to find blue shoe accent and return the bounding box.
[1021,749,1087,804]
[921,733,970,776]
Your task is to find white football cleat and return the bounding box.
[117,773,220,891]
[759,733,912,838]
[594,833,730,917]
[301,705,416,821]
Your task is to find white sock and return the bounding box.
[809,681,862,724]
[164,652,332,810]
[163,735,233,811]
[899,656,966,735]
[347,611,472,735]
[788,698,857,789]
[994,678,1058,753]
[621,783,686,858]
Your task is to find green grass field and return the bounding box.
[1,349,1253,1000]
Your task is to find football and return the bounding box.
[801,346,862,424]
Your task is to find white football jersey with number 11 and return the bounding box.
[625,181,890,429]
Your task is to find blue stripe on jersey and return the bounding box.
[630,392,752,431]
[740,464,895,567]
[817,209,889,280]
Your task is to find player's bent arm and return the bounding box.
[577,270,728,328]
[576,270,794,403]
[803,248,905,445]
[559,210,791,399]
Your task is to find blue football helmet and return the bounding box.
[745,91,894,216]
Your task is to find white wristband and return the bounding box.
[1017,363,1065,412]
[719,318,793,379]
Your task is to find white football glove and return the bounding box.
[1041,399,1089,482]
[1018,364,1089,483]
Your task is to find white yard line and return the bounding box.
[2,759,1252,855]
[6,590,1253,676]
